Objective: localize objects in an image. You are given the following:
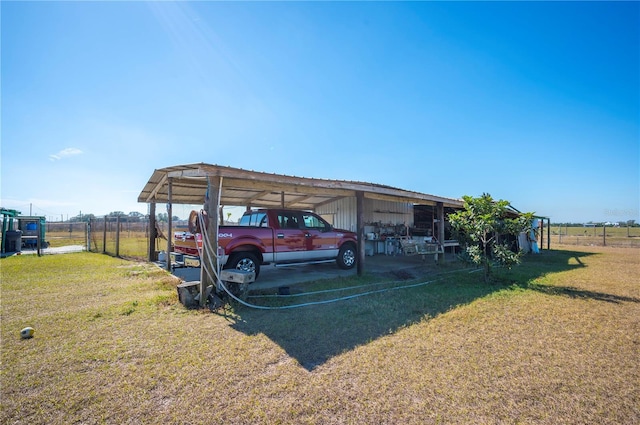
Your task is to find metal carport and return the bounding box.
[138,163,463,304]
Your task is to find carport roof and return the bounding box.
[138,163,463,210]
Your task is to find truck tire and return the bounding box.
[226,252,261,279]
[336,244,356,269]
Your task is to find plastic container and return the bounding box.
[4,230,22,252]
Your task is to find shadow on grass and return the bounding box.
[527,284,640,304]
[229,249,599,371]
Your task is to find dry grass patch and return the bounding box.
[1,247,638,424]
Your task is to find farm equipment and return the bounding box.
[1,208,21,254]
[1,208,48,254]
[18,216,47,249]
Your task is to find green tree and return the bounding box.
[449,193,533,282]
[128,211,144,222]
[69,213,95,223]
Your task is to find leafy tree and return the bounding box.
[449,193,533,282]
[155,213,180,222]
[128,211,144,222]
[69,213,95,222]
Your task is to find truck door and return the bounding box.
[274,211,306,262]
[301,212,338,260]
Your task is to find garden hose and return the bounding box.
[196,210,477,310]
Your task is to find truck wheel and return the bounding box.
[337,244,356,269]
[226,252,260,279]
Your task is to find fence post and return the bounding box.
[603,224,606,246]
[116,215,121,257]
[103,216,107,254]
[559,225,562,244]
[86,221,90,252]
[36,219,42,257]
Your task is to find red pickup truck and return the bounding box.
[173,209,358,279]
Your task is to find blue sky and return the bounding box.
[2,1,638,223]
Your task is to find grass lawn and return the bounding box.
[1,247,638,424]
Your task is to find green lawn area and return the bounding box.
[1,247,638,424]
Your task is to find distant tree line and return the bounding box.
[67,211,181,223]
[552,220,637,227]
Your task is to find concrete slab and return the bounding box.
[7,245,86,256]
[169,253,454,291]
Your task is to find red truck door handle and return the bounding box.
[277,233,284,239]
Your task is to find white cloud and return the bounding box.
[49,147,83,161]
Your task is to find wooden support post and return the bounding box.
[432,205,436,239]
[281,191,285,208]
[603,224,606,246]
[356,191,365,277]
[547,218,550,250]
[148,203,157,261]
[540,219,544,251]
[166,178,173,272]
[202,176,222,306]
[436,202,445,262]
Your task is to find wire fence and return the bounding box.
[30,221,640,260]
[45,218,181,260]
[93,218,178,259]
[550,226,640,248]
[46,222,89,248]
